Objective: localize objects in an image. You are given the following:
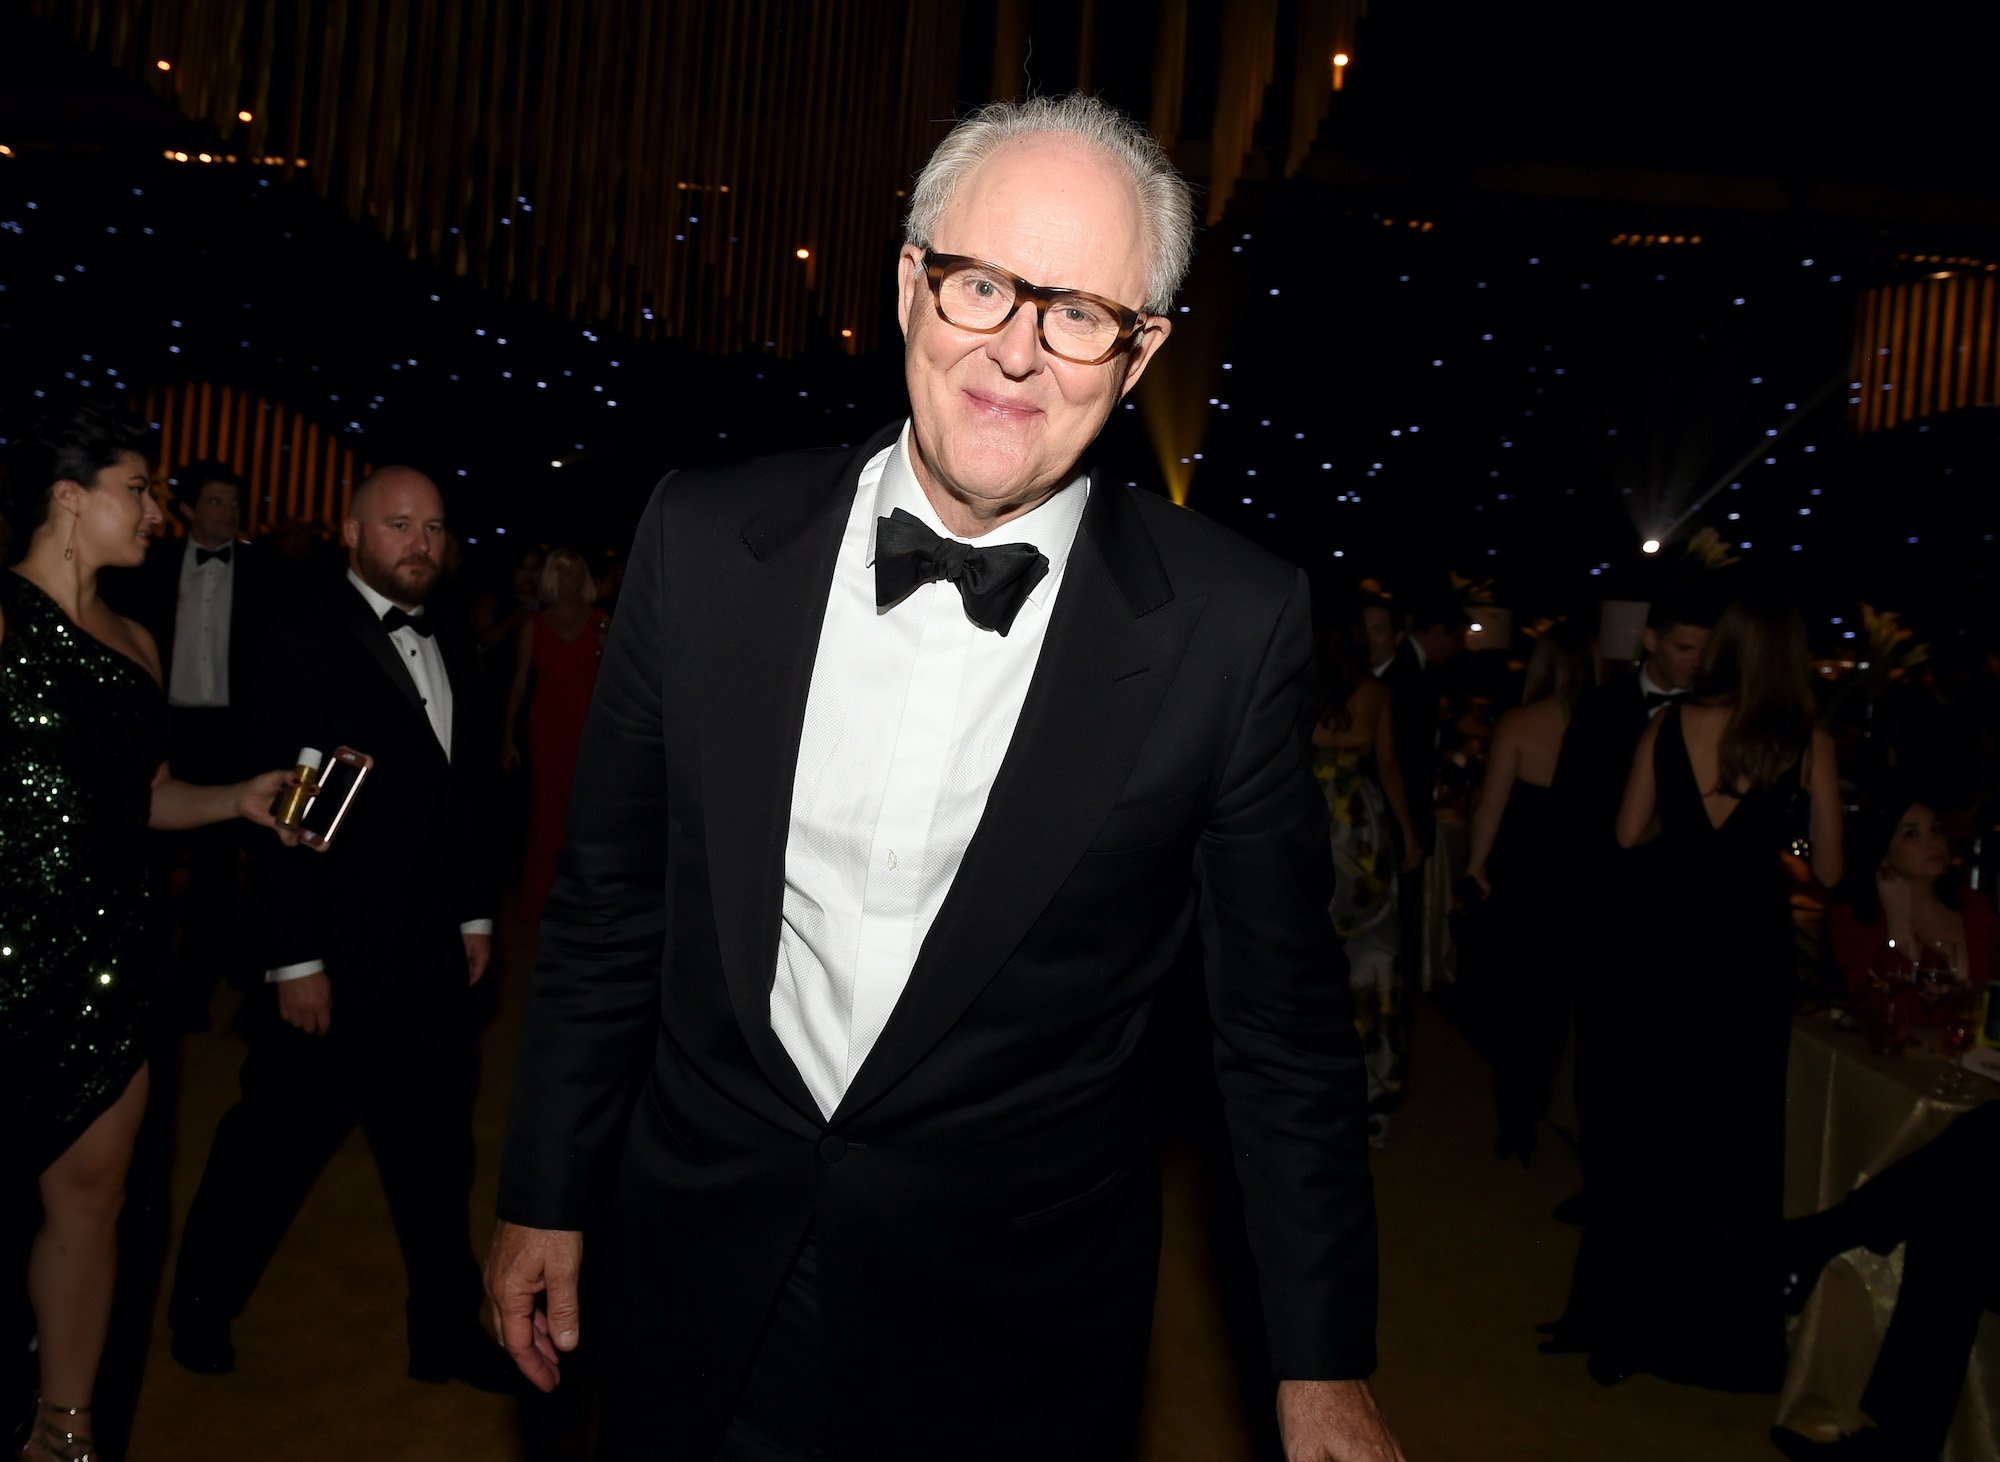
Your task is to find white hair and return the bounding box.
[904,94,1196,316]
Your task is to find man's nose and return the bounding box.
[985,302,1044,377]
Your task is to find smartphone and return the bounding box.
[299,747,373,851]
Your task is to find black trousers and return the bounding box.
[170,982,483,1344]
[1840,1103,2000,1453]
[711,1234,829,1462]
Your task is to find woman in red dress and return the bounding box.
[1829,796,1997,996]
[500,548,608,920]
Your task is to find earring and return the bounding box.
[63,509,77,562]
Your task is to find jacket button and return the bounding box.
[817,1134,847,1164]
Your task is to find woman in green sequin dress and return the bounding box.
[3,404,292,1462]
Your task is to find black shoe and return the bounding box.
[1586,1350,1632,1387]
[408,1333,532,1394]
[169,1310,235,1375]
[1551,1189,1589,1225]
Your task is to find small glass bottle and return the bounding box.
[273,746,324,829]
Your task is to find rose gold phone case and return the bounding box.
[301,746,374,851]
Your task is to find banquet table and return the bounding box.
[1776,1010,2000,1459]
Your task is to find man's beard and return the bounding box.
[357,548,439,606]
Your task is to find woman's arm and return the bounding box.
[149,761,293,832]
[499,619,536,772]
[1371,688,1423,873]
[1614,713,1666,848]
[1463,710,1523,895]
[1806,727,1843,888]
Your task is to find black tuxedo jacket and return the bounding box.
[112,536,271,713]
[1378,639,1439,855]
[498,425,1377,1458]
[1553,672,1654,857]
[250,580,492,991]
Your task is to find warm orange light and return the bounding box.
[1332,52,1350,66]
[156,59,172,71]
[839,328,853,338]
[0,144,13,158]
[197,152,213,163]
[795,247,811,260]
[238,110,253,122]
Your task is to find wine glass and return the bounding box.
[1916,942,1979,1100]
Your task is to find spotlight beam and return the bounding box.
[1654,375,1843,544]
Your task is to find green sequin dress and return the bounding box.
[2,571,164,1175]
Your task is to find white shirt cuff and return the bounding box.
[460,920,494,936]
[266,959,325,983]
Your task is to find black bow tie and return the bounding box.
[381,607,436,638]
[194,544,232,566]
[874,509,1049,636]
[1643,689,1685,709]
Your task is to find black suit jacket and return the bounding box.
[498,425,1377,1458]
[1378,639,1439,855]
[111,537,272,714]
[250,580,492,991]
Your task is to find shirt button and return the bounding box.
[885,849,898,871]
[817,1134,848,1164]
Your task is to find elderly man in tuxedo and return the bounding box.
[487,95,1400,1462]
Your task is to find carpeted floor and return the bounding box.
[119,921,1782,1460]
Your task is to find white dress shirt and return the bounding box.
[346,569,454,756]
[1638,666,1681,719]
[267,570,490,982]
[167,537,235,708]
[771,423,1088,1118]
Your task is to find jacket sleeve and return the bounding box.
[496,481,675,1229]
[1194,568,1378,1380]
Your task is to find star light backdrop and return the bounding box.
[2,0,1996,653]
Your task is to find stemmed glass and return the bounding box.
[1914,939,1979,1100]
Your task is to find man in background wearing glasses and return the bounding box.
[487,93,1401,1462]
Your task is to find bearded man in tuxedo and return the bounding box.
[486,94,1400,1462]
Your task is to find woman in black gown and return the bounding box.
[3,404,291,1462]
[1463,619,1598,1164]
[1552,593,1842,1390]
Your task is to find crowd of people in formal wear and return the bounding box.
[2,413,619,1459]
[6,91,1999,1462]
[1338,578,1997,1460]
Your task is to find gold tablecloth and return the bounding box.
[1777,1012,2000,1459]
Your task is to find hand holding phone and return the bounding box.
[295,747,374,851]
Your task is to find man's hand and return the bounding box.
[276,972,332,1035]
[484,1221,583,1392]
[1277,1380,1406,1462]
[465,931,493,986]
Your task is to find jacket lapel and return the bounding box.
[700,425,900,1124]
[833,480,1207,1123]
[339,583,443,757]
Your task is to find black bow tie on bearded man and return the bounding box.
[194,544,232,566]
[873,508,1050,636]
[380,606,436,638]
[1643,689,1685,710]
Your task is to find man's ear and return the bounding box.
[1640,627,1659,660]
[1116,314,1173,401]
[341,518,360,550]
[895,247,922,340]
